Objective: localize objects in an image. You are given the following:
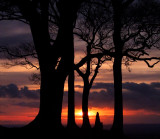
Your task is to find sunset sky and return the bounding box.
[0,20,160,127]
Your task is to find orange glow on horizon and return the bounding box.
[61,107,160,125]
[61,107,114,125]
[75,110,97,117]
[1,104,160,126]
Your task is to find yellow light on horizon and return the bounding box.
[75,109,97,117]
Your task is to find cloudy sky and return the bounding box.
[0,20,160,127]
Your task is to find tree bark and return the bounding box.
[67,70,77,128]
[112,56,123,134]
[24,20,62,128]
[19,0,84,129]
[111,0,124,134]
[22,2,67,127]
[82,79,91,128]
[67,34,77,128]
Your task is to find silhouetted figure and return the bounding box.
[94,112,103,130]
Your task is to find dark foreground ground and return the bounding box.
[0,124,160,139]
[0,125,128,139]
[124,124,160,139]
[104,124,160,139]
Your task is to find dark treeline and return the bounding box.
[0,0,160,138]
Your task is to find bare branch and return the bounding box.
[75,65,85,78]
[125,53,160,68]
[75,51,114,69]
[144,60,160,68]
[29,73,41,85]
[89,58,101,89]
[0,45,37,59]
[0,43,39,70]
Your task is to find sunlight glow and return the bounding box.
[76,111,83,116]
[75,110,96,117]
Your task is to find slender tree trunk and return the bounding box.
[82,79,91,128]
[54,70,67,128]
[67,70,77,128]
[58,0,84,129]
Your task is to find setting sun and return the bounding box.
[75,110,97,117]
[76,111,83,116]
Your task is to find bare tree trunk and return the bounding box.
[22,2,66,127]
[112,56,123,134]
[22,0,84,129]
[67,30,78,127]
[82,79,91,128]
[24,23,63,128]
[67,70,77,128]
[111,0,124,134]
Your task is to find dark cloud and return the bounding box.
[15,102,39,108]
[0,21,32,46]
[74,82,160,113]
[1,82,160,113]
[0,84,20,98]
[122,82,160,112]
[150,82,160,88]
[20,86,40,100]
[0,34,32,46]
[89,90,114,108]
[0,84,40,99]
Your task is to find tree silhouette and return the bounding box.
[83,0,160,135]
[74,1,112,128]
[0,0,86,128]
[0,1,159,138]
[93,0,160,135]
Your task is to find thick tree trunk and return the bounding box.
[67,34,77,128]
[112,56,123,134]
[82,79,91,128]
[111,0,124,134]
[23,7,66,128]
[24,26,63,128]
[40,69,65,128]
[23,0,84,129]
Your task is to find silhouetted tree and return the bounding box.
[67,70,77,128]
[0,35,77,129]
[0,0,86,128]
[0,1,159,136]
[67,20,77,129]
[112,0,160,134]
[93,0,160,135]
[74,1,112,128]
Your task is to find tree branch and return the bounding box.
[125,53,160,68]
[89,58,101,89]
[144,60,160,68]
[75,51,114,69]
[75,65,85,78]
